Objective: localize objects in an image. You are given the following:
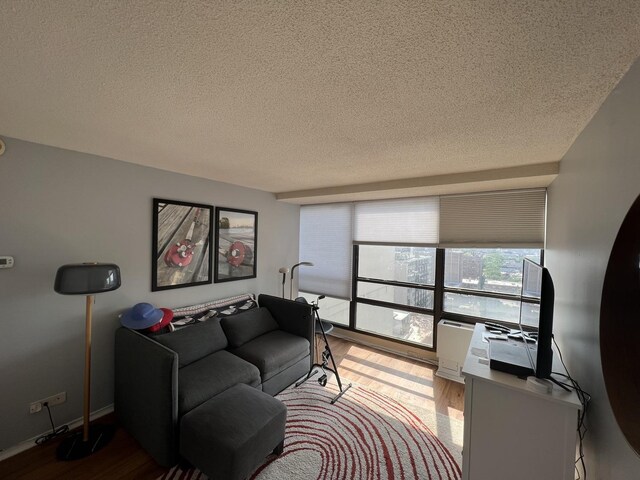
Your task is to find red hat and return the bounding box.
[146,308,174,333]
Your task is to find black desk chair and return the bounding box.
[294,296,351,404]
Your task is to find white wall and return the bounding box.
[0,137,300,451]
[546,59,640,477]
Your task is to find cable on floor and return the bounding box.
[35,402,69,445]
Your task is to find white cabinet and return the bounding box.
[461,324,581,480]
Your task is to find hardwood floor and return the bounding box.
[328,336,465,421]
[0,419,167,480]
[1,337,464,479]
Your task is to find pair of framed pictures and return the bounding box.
[152,198,257,291]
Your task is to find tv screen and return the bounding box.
[520,258,554,379]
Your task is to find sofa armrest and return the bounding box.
[114,328,179,467]
[258,294,314,344]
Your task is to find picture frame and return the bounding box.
[152,198,213,291]
[214,207,258,282]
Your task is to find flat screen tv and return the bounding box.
[520,258,554,379]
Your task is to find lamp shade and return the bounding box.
[54,263,121,295]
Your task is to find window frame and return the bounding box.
[351,244,440,351]
[441,248,544,329]
[315,246,544,351]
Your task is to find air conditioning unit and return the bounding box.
[436,319,474,383]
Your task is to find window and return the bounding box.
[356,303,434,347]
[443,248,542,324]
[355,245,436,347]
[298,190,547,351]
[299,203,353,299]
[358,282,434,309]
[298,292,350,327]
[440,189,546,246]
[359,245,436,285]
[354,197,439,244]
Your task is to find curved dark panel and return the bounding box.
[600,192,640,454]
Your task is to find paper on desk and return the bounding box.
[482,332,508,343]
[471,347,488,359]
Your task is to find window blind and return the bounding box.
[299,203,353,300]
[353,197,440,245]
[439,189,546,247]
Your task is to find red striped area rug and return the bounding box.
[159,381,462,480]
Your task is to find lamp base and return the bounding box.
[56,424,115,461]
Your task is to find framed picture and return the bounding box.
[152,198,213,291]
[214,207,258,282]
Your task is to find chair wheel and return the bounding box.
[318,374,327,386]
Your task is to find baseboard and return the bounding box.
[435,368,466,384]
[0,404,114,462]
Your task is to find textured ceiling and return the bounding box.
[1,1,639,199]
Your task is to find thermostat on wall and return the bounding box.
[0,256,14,268]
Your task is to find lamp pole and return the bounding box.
[83,295,93,442]
[290,262,314,299]
[278,267,290,298]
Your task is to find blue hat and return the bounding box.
[121,303,164,329]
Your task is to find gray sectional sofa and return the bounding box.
[114,294,314,467]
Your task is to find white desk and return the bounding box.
[461,324,581,480]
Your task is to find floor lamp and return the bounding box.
[290,262,314,299]
[278,267,290,298]
[54,262,121,460]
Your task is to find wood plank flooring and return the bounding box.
[329,336,464,421]
[1,336,464,479]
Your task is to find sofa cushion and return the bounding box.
[231,330,310,382]
[177,350,261,416]
[154,318,228,368]
[221,307,279,348]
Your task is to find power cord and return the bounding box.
[551,335,591,480]
[35,402,69,445]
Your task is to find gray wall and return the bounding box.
[547,59,640,477]
[0,137,300,451]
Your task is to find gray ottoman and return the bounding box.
[180,383,287,480]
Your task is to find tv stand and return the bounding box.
[461,324,582,480]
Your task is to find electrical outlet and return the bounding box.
[46,391,66,406]
[29,391,66,414]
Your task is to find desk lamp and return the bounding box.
[54,262,121,460]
